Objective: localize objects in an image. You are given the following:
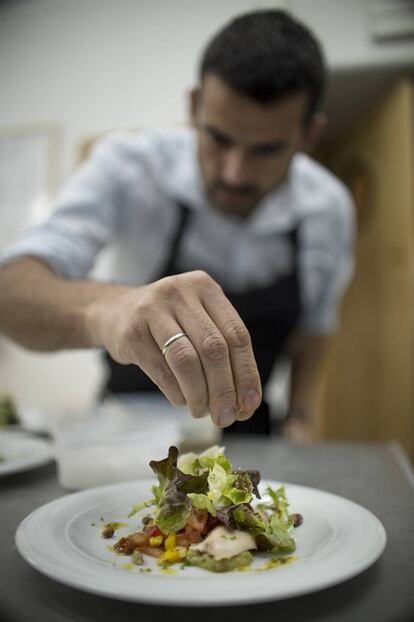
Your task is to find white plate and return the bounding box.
[0,431,53,476]
[15,479,386,606]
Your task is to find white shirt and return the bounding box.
[0,127,355,333]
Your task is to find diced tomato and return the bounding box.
[144,523,162,538]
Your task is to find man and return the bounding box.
[0,10,354,437]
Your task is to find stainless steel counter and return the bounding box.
[1,437,414,622]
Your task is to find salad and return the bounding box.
[104,445,303,573]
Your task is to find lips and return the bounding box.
[214,187,256,205]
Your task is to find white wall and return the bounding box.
[1,0,413,415]
[2,0,412,176]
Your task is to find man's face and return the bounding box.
[191,74,310,217]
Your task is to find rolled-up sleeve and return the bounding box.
[298,189,356,334]
[0,136,126,279]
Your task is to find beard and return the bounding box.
[206,181,264,217]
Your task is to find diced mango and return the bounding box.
[160,548,181,563]
[165,533,176,550]
[176,546,187,559]
[149,535,163,547]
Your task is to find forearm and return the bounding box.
[0,261,263,428]
[288,334,329,423]
[0,257,129,351]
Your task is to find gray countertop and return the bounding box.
[1,437,414,622]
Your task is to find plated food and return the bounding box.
[103,445,303,573]
[16,463,387,604]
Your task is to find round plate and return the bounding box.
[15,479,386,606]
[0,431,53,476]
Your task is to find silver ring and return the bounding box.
[162,332,187,356]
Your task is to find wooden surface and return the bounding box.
[316,78,414,460]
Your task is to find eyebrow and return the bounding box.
[202,124,290,153]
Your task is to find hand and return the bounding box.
[90,271,262,428]
[281,415,316,444]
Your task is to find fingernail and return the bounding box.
[243,390,260,412]
[196,408,209,419]
[219,407,237,427]
[237,410,251,421]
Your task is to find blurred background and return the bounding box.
[1,0,413,458]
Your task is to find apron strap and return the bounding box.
[155,202,191,279]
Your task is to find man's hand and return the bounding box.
[281,416,316,443]
[88,270,262,428]
[281,333,329,443]
[1,261,262,428]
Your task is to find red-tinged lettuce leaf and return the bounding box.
[244,470,261,499]
[216,504,239,528]
[149,446,209,532]
[150,446,209,497]
[153,481,191,534]
[176,471,209,495]
[232,470,261,500]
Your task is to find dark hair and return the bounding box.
[199,10,326,123]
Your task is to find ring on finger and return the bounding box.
[162,332,187,357]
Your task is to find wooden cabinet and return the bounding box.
[316,78,414,460]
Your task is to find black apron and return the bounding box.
[103,203,301,435]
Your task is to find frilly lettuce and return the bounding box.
[230,485,295,553]
[128,445,209,532]
[177,445,230,475]
[179,447,261,513]
[257,485,290,524]
[128,445,262,533]
[232,504,295,553]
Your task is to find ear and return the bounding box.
[188,88,201,127]
[301,113,328,153]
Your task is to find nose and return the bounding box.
[221,148,250,187]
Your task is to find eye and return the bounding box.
[205,128,232,148]
[251,143,287,157]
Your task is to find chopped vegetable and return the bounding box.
[131,549,144,565]
[186,549,253,572]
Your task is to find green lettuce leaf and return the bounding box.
[153,482,191,533]
[127,498,156,518]
[130,446,264,534]
[199,453,232,473]
[207,465,256,507]
[187,493,217,516]
[176,451,199,475]
[232,504,295,553]
[257,485,290,524]
[177,446,229,476]
[207,462,229,504]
